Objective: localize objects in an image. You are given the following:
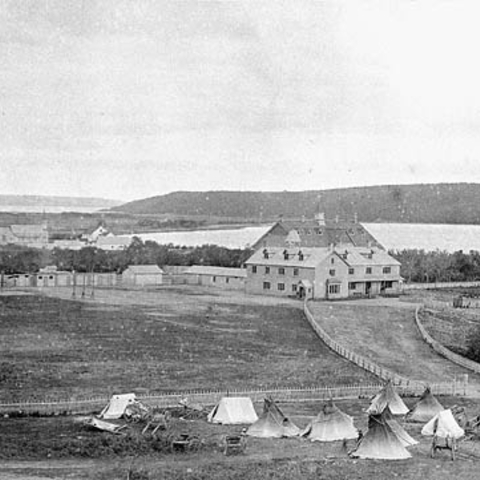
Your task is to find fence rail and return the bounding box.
[403,281,480,291]
[303,300,421,388]
[415,306,480,376]
[0,381,457,416]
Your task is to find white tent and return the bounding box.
[407,387,444,423]
[301,400,358,442]
[247,398,300,438]
[351,411,411,460]
[367,381,409,416]
[207,397,258,425]
[99,393,137,420]
[421,409,465,439]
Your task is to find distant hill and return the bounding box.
[0,195,121,212]
[112,183,480,224]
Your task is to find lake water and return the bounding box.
[134,223,480,253]
[0,205,113,213]
[363,223,480,253]
[135,225,273,249]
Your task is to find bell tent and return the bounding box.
[99,393,138,420]
[407,387,444,423]
[207,397,258,425]
[351,410,411,460]
[301,399,358,442]
[421,409,465,439]
[247,397,300,438]
[383,406,418,447]
[367,380,409,416]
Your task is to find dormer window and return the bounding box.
[317,229,323,235]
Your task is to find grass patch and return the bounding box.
[0,294,375,400]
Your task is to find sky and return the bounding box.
[1,0,480,202]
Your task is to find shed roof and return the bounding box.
[184,266,247,278]
[124,265,165,274]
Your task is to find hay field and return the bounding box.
[0,289,375,401]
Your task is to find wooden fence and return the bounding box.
[415,306,480,376]
[0,381,458,416]
[303,300,419,388]
[403,281,480,291]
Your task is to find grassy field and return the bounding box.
[2,288,480,479]
[308,298,480,386]
[0,290,376,401]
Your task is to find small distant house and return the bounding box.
[0,224,49,248]
[183,266,247,290]
[122,265,164,286]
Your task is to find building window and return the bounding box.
[383,267,391,274]
[328,284,340,294]
[348,268,355,275]
[252,265,257,274]
[292,284,297,292]
[317,229,323,235]
[329,269,336,276]
[366,267,372,274]
[212,276,216,282]
[298,251,304,261]
[349,282,356,290]
[265,266,270,274]
[278,267,285,275]
[293,268,299,276]
[331,257,335,264]
[277,283,285,291]
[263,249,269,259]
[226,277,230,283]
[263,281,271,290]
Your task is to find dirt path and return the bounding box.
[308,298,480,396]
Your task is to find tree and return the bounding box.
[466,325,480,363]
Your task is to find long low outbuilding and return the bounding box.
[183,265,247,290]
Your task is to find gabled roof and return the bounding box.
[245,247,333,268]
[339,248,401,267]
[252,217,384,250]
[124,265,164,274]
[184,266,247,277]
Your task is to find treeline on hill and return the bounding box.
[0,239,252,274]
[112,183,480,224]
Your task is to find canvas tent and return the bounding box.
[247,398,300,438]
[367,380,409,416]
[383,406,418,447]
[99,393,139,420]
[207,397,258,425]
[351,410,412,460]
[301,399,358,442]
[421,409,465,439]
[407,387,444,423]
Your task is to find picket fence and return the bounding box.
[0,299,466,417]
[303,300,419,388]
[403,281,480,291]
[415,306,480,376]
[0,381,458,416]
